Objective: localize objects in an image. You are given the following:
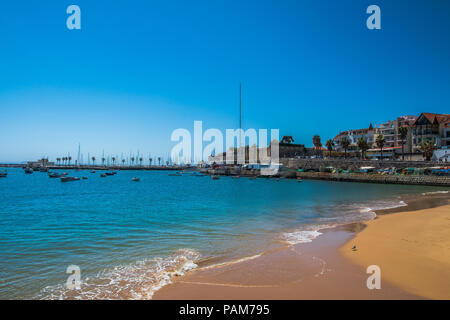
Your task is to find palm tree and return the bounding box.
[376,134,385,160]
[398,127,408,160]
[130,157,135,166]
[62,157,66,165]
[101,157,106,167]
[341,137,350,159]
[419,140,436,161]
[158,157,161,166]
[91,157,96,166]
[166,160,169,166]
[111,157,116,166]
[139,157,143,166]
[68,156,72,166]
[312,135,322,156]
[149,158,153,167]
[122,159,125,166]
[325,139,334,157]
[357,137,369,159]
[56,157,61,165]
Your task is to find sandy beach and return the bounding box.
[341,203,450,299]
[154,193,450,300]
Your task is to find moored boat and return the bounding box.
[48,172,62,178]
[211,175,220,180]
[24,167,33,174]
[100,174,106,177]
[60,176,80,182]
[0,170,7,178]
[131,177,140,182]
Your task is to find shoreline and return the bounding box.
[152,192,449,300]
[341,196,450,300]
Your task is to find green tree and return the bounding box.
[419,140,436,161]
[312,135,322,156]
[357,137,369,159]
[376,134,385,160]
[341,137,350,159]
[325,139,334,157]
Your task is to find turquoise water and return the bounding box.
[0,168,444,299]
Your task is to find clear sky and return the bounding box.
[0,0,449,162]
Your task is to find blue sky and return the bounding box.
[0,0,449,162]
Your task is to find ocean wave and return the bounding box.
[279,224,335,245]
[279,199,409,246]
[35,248,200,300]
[280,230,323,245]
[421,190,449,195]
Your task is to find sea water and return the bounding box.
[0,168,444,299]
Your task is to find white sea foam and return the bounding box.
[279,199,409,246]
[36,248,200,300]
[280,230,323,245]
[421,190,449,195]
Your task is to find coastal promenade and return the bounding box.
[282,158,446,170]
[296,171,450,187]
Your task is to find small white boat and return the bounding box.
[60,176,80,182]
[132,177,140,182]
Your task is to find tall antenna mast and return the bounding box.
[239,82,242,148]
[239,82,242,131]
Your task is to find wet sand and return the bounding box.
[153,225,420,299]
[154,192,449,300]
[341,200,450,299]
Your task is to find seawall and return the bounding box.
[297,171,450,187]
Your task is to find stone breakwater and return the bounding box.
[297,171,450,187]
